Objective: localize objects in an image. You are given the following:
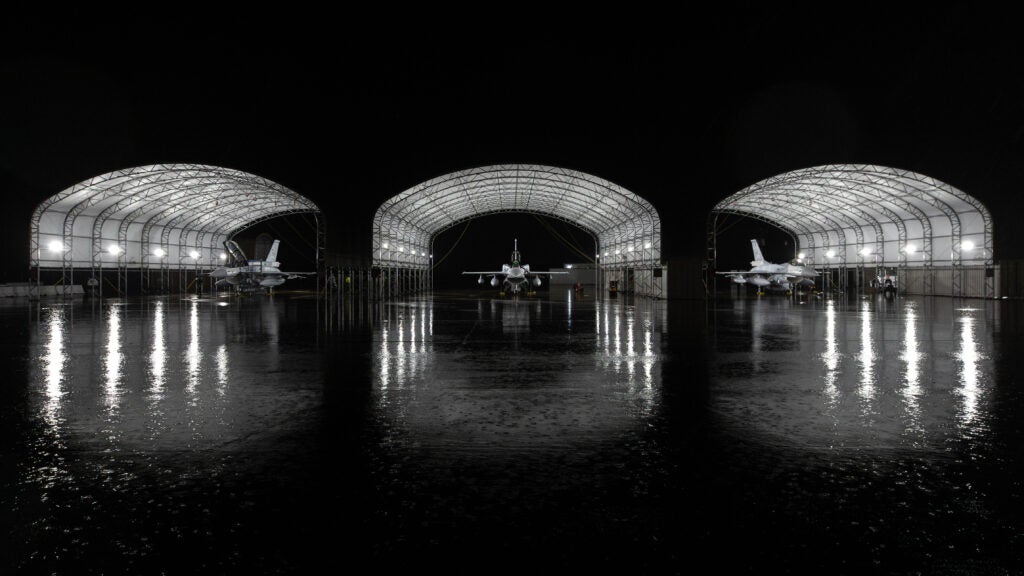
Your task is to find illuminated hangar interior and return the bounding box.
[30,164,322,295]
[708,164,995,297]
[371,164,664,297]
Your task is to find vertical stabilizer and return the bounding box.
[266,239,280,264]
[750,239,766,266]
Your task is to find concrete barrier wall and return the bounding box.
[0,284,85,298]
[900,266,997,298]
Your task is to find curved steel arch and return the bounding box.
[372,164,662,270]
[709,164,993,270]
[31,164,321,272]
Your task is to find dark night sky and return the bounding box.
[3,5,1024,281]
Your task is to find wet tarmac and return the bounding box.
[2,289,1023,574]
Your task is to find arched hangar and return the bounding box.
[30,164,322,295]
[708,164,995,297]
[372,164,664,297]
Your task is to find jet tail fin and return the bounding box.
[750,239,766,266]
[265,239,280,264]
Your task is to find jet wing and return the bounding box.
[528,270,569,275]
[462,271,503,275]
[715,270,757,276]
[260,271,316,279]
[281,271,315,278]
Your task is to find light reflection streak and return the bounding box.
[370,298,664,403]
[42,307,67,425]
[596,302,606,364]
[613,309,622,368]
[750,300,763,372]
[626,309,635,358]
[625,310,635,381]
[821,300,839,404]
[407,307,421,380]
[644,318,653,358]
[595,302,659,412]
[379,324,390,394]
[216,344,228,396]
[957,314,980,425]
[105,305,122,411]
[396,312,406,384]
[901,305,922,428]
[374,304,435,403]
[421,305,428,353]
[149,301,166,399]
[34,305,71,496]
[567,289,573,329]
[186,300,200,396]
[858,300,875,401]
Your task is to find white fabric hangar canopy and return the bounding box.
[31,164,321,270]
[372,164,661,269]
[710,164,993,268]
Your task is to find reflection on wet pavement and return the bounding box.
[2,291,1022,573]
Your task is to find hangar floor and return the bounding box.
[3,289,1023,574]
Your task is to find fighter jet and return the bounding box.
[210,239,313,292]
[463,239,568,296]
[716,238,819,294]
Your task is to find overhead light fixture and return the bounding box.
[47,240,63,252]
[107,245,121,256]
[153,248,166,258]
[961,240,975,252]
